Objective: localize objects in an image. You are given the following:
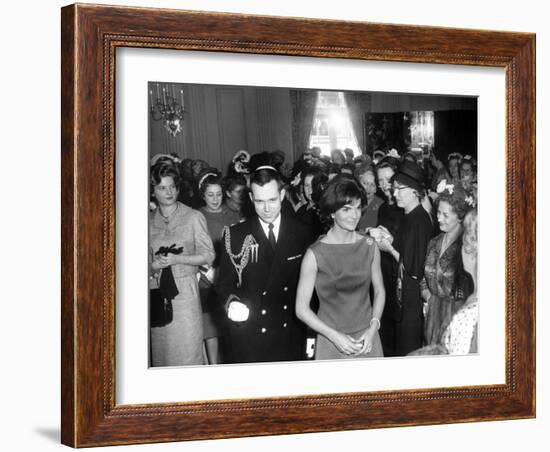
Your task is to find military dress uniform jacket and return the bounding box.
[216,213,311,364]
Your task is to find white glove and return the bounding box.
[227,301,250,322]
[369,226,393,244]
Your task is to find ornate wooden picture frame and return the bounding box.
[61,3,535,447]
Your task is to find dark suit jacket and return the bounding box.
[216,213,311,363]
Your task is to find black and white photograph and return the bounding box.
[4,0,544,450]
[147,82,479,367]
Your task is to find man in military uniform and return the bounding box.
[216,166,311,363]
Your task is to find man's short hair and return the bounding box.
[250,167,284,191]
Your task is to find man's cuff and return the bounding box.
[225,294,240,311]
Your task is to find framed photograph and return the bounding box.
[61,3,535,447]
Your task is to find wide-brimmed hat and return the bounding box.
[393,160,425,192]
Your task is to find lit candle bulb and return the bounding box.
[180,90,184,110]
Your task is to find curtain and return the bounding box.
[344,92,371,155]
[289,90,318,159]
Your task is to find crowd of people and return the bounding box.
[148,145,478,366]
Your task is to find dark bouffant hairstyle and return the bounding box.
[150,161,181,193]
[318,174,366,224]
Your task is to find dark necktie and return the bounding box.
[268,223,276,249]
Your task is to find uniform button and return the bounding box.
[262,291,267,296]
[261,327,267,333]
[283,305,288,310]
[283,323,288,328]
[283,286,288,292]
[261,309,267,315]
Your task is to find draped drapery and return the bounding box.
[344,92,371,155]
[290,90,318,159]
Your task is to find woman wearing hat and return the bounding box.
[377,160,434,356]
[373,157,404,356]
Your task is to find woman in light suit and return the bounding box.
[149,161,215,367]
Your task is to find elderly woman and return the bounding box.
[355,164,384,231]
[296,175,385,359]
[373,157,404,356]
[421,180,473,345]
[149,161,215,367]
[377,160,433,356]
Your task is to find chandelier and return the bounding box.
[149,83,186,137]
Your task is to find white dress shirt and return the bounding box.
[258,214,281,243]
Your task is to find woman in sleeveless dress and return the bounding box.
[295,175,385,359]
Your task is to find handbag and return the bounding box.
[150,243,183,327]
[150,288,173,328]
